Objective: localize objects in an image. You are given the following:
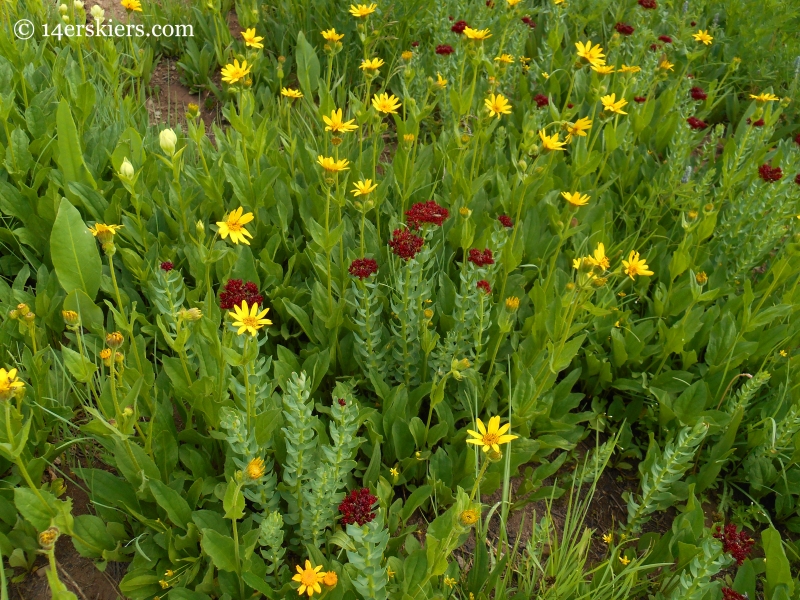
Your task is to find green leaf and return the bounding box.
[61,346,97,383]
[762,528,794,598]
[149,480,192,529]
[56,99,96,189]
[200,529,238,572]
[401,485,432,523]
[62,289,105,333]
[50,198,102,300]
[72,514,116,558]
[295,31,320,97]
[363,441,381,488]
[222,480,245,521]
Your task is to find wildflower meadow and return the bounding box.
[0,0,799,598]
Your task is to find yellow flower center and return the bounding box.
[300,568,318,586]
[226,218,243,232]
[482,433,500,446]
[240,315,259,328]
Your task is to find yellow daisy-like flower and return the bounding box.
[444,577,457,588]
[587,242,610,270]
[245,457,266,480]
[485,93,512,118]
[221,59,252,84]
[317,155,350,172]
[494,54,514,64]
[749,92,779,103]
[389,466,399,477]
[321,28,344,42]
[565,116,592,142]
[622,250,654,280]
[360,57,385,71]
[618,64,641,73]
[372,92,401,114]
[507,0,522,5]
[619,555,631,566]
[602,532,613,544]
[542,72,550,79]
[463,27,492,41]
[435,72,448,88]
[323,109,358,133]
[601,93,628,114]
[402,50,413,60]
[692,29,713,45]
[539,129,566,151]
[323,571,337,587]
[241,28,264,48]
[229,301,272,337]
[292,560,325,597]
[659,59,674,71]
[216,207,254,245]
[466,416,518,453]
[561,191,590,207]
[575,40,606,67]
[554,0,565,4]
[89,223,123,244]
[351,179,378,196]
[120,0,141,11]
[0,368,25,400]
[349,3,377,17]
[592,64,615,75]
[281,87,304,99]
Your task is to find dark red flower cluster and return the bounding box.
[795,173,800,186]
[534,94,549,108]
[650,43,660,51]
[486,0,494,7]
[713,524,755,565]
[339,488,378,525]
[477,280,492,294]
[337,398,346,406]
[634,96,647,103]
[389,229,424,260]
[690,86,707,100]
[406,200,450,228]
[721,588,747,600]
[795,133,800,146]
[747,117,765,127]
[658,35,673,43]
[160,261,174,272]
[411,40,419,47]
[687,117,708,130]
[436,44,454,55]
[638,0,657,8]
[615,22,634,35]
[349,258,378,279]
[498,215,513,228]
[468,248,495,267]
[451,20,468,34]
[220,279,263,310]
[690,20,696,26]
[567,103,574,108]
[521,16,535,28]
[759,164,783,183]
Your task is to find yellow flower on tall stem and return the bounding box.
[351,179,378,196]
[659,59,674,71]
[323,109,358,133]
[539,130,566,151]
[321,28,344,42]
[463,27,492,41]
[281,88,304,99]
[120,0,141,12]
[619,64,641,73]
[317,156,350,172]
[466,416,518,453]
[601,93,628,114]
[89,223,123,244]
[221,59,252,84]
[241,28,264,48]
[349,3,377,17]
[565,117,592,142]
[372,93,401,114]
[292,560,325,596]
[592,64,615,75]
[485,93,512,118]
[587,242,610,270]
[575,40,606,67]
[216,207,254,245]
[0,368,24,401]
[435,73,448,88]
[749,92,779,102]
[622,251,654,280]
[692,29,713,45]
[561,191,590,207]
[360,57,385,71]
[494,54,514,64]
[229,301,272,337]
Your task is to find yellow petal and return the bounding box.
[475,418,486,435]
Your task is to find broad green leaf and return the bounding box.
[149,480,192,529]
[200,529,238,572]
[61,346,97,383]
[295,31,320,97]
[56,99,96,189]
[762,527,794,598]
[50,198,102,300]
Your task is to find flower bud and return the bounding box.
[459,509,479,526]
[196,220,205,235]
[122,405,134,417]
[119,157,135,182]
[505,296,520,312]
[100,348,112,366]
[106,331,124,349]
[696,271,708,285]
[159,128,177,157]
[58,3,68,14]
[23,311,36,323]
[39,526,60,549]
[178,307,203,322]
[90,3,104,20]
[62,310,80,326]
[459,207,472,217]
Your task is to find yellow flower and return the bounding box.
[120,0,141,11]
[587,242,610,270]
[0,368,24,400]
[360,57,385,71]
[229,301,272,337]
[241,28,264,48]
[619,555,631,566]
[292,560,325,596]
[435,72,448,88]
[541,71,550,79]
[485,93,512,118]
[402,50,413,60]
[494,54,514,64]
[444,577,457,587]
[554,0,565,4]
[403,133,416,142]
[221,59,252,84]
[692,29,713,45]
[321,28,344,42]
[618,64,641,74]
[572,257,585,270]
[62,310,80,326]
[539,129,566,151]
[463,27,492,41]
[323,108,358,133]
[106,331,124,348]
[659,59,674,71]
[99,349,112,365]
[575,40,606,67]
[505,297,520,311]
[159,580,169,589]
[601,93,628,115]
[216,207,254,245]
[507,0,522,5]
[245,457,266,480]
[622,250,654,280]
[372,93,401,114]
[323,571,337,587]
[390,466,399,477]
[459,509,479,526]
[352,179,378,196]
[349,3,377,17]
[749,92,779,103]
[562,191,590,207]
[565,116,592,142]
[281,87,304,99]
[519,56,531,64]
[696,271,708,285]
[467,416,518,452]
[89,223,123,244]
[602,532,613,544]
[779,350,788,357]
[592,64,615,74]
[317,156,350,172]
[387,567,396,578]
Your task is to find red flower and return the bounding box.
[349,258,379,279]
[758,164,783,183]
[650,43,661,51]
[451,20,468,34]
[638,0,657,8]
[468,248,495,267]
[486,0,494,7]
[713,524,755,565]
[411,40,419,47]
[690,86,707,100]
[337,398,346,406]
[339,488,378,526]
[615,22,634,35]
[160,261,174,272]
[795,133,800,146]
[721,588,747,600]
[634,96,647,103]
[747,117,765,127]
[477,280,492,294]
[690,20,696,26]
[219,279,263,310]
[436,44,454,55]
[534,94,549,108]
[406,200,450,228]
[389,229,424,260]
[794,173,800,186]
[498,215,513,228]
[658,35,673,43]
[521,16,535,27]
[687,117,708,130]
[567,103,574,108]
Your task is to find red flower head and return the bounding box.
[337,398,346,406]
[486,0,494,7]
[451,20,468,34]
[521,16,535,27]
[468,248,495,267]
[389,229,424,260]
[758,164,783,183]
[747,117,765,127]
[349,258,379,279]
[406,200,450,228]
[713,524,755,565]
[690,86,707,100]
[687,117,708,130]
[219,279,263,310]
[411,40,419,47]
[795,133,800,146]
[498,215,513,228]
[339,488,378,526]
[794,173,800,186]
[690,20,696,26]
[658,35,673,43]
[534,94,549,108]
[634,96,647,103]
[477,280,492,294]
[436,44,454,55]
[638,0,657,8]
[160,261,174,272]
[567,103,574,108]
[721,589,747,600]
[649,43,660,51]
[615,22,634,35]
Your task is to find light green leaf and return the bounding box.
[56,99,96,189]
[50,198,102,300]
[201,529,238,572]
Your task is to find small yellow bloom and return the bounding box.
[317,156,350,172]
[323,108,358,133]
[459,509,479,526]
[216,207,254,245]
[390,466,399,477]
[62,310,80,326]
[444,576,457,587]
[349,3,377,17]
[466,416,518,452]
[779,350,788,357]
[659,59,674,71]
[403,133,416,142]
[692,29,713,45]
[387,567,396,578]
[292,560,325,597]
[494,53,514,64]
[749,92,779,103]
[592,64,615,74]
[323,571,337,587]
[587,242,610,270]
[601,93,628,114]
[622,250,654,280]
[696,271,708,285]
[372,93,401,114]
[603,532,613,544]
[159,580,169,589]
[562,191,590,207]
[229,301,272,337]
[321,28,344,42]
[360,57,385,71]
[402,50,413,60]
[463,27,492,41]
[539,130,566,151]
[241,28,264,48]
[619,555,631,566]
[435,72,448,88]
[120,0,141,11]
[575,40,606,67]
[565,116,592,142]
[89,223,123,244]
[619,64,641,73]
[541,71,550,79]
[221,59,252,84]
[507,0,522,5]
[553,0,565,4]
[281,87,303,99]
[245,457,266,480]
[351,179,378,196]
[485,93,512,118]
[505,297,520,311]
[0,368,25,401]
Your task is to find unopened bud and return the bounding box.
[159,128,177,157]
[119,157,135,182]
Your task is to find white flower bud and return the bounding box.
[119,157,135,182]
[159,128,177,156]
[58,3,68,14]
